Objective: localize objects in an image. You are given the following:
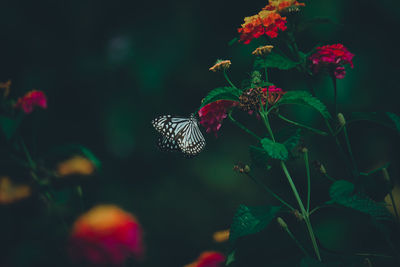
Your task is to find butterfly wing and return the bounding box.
[152,114,205,156]
[176,119,206,156]
[156,136,181,153]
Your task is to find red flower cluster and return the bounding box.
[184,251,226,267]
[198,100,237,136]
[14,90,47,114]
[238,0,305,44]
[69,205,144,266]
[262,85,285,105]
[309,44,354,79]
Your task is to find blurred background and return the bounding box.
[0,0,399,266]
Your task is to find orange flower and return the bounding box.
[0,176,31,204]
[185,251,226,267]
[238,8,287,43]
[209,60,231,72]
[212,229,230,243]
[69,205,144,265]
[252,45,274,56]
[57,155,96,177]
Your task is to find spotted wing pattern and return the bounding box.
[151,114,206,156]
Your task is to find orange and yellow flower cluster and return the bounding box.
[238,0,305,44]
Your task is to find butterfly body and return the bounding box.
[152,114,206,156]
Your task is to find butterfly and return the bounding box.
[151,114,206,156]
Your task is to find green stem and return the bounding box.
[264,59,269,83]
[281,161,321,261]
[331,76,337,115]
[20,138,36,170]
[324,119,354,178]
[304,150,311,213]
[277,113,328,136]
[285,227,310,257]
[223,69,238,89]
[260,112,275,142]
[388,191,400,224]
[360,163,390,176]
[247,173,295,211]
[228,112,261,141]
[343,125,358,174]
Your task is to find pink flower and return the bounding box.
[69,205,144,266]
[184,251,226,267]
[198,100,237,136]
[14,90,47,114]
[309,44,354,79]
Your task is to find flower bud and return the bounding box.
[292,209,304,221]
[337,113,346,126]
[252,45,274,57]
[277,217,288,229]
[209,59,231,72]
[320,164,327,175]
[301,147,308,153]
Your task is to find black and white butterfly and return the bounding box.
[151,114,206,156]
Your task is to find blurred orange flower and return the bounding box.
[57,155,96,177]
[212,229,230,243]
[184,251,226,267]
[69,205,144,266]
[0,176,31,204]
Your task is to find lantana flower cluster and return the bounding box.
[184,251,226,267]
[15,90,47,114]
[238,0,305,43]
[309,44,354,79]
[69,205,144,266]
[198,86,285,136]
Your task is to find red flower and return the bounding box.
[238,11,287,44]
[69,205,144,266]
[309,44,354,79]
[262,85,285,105]
[198,100,237,136]
[184,251,226,267]
[14,90,47,114]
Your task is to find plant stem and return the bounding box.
[343,125,358,174]
[284,226,310,258]
[277,113,328,136]
[223,69,238,89]
[20,138,36,170]
[304,150,311,213]
[228,112,261,141]
[382,168,400,224]
[281,161,321,261]
[264,58,269,83]
[247,173,295,211]
[331,76,337,115]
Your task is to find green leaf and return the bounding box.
[254,51,301,70]
[283,129,302,159]
[261,138,289,161]
[347,112,399,133]
[274,91,331,119]
[249,145,272,169]
[200,87,241,108]
[386,112,400,133]
[229,205,280,246]
[328,180,392,221]
[0,115,22,140]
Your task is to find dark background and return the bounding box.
[0,0,399,266]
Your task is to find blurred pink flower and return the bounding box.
[309,44,354,79]
[198,100,237,136]
[184,251,226,267]
[69,205,144,266]
[15,90,47,114]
